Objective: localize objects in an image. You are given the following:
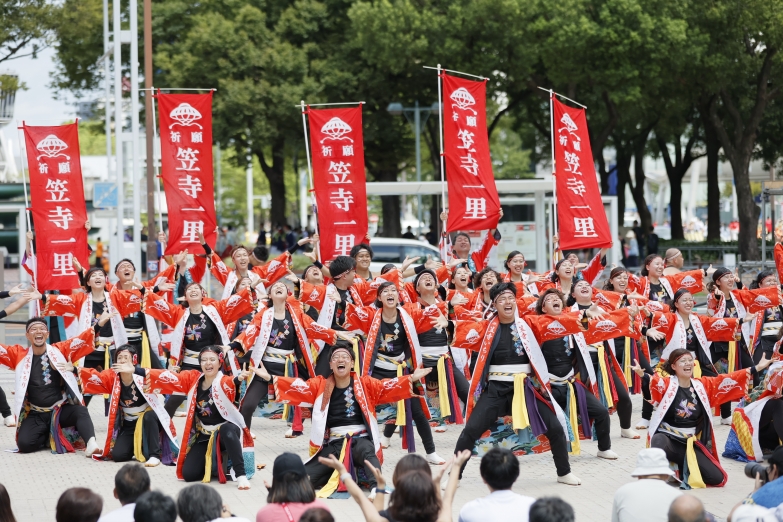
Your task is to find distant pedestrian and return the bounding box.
[625,230,639,268]
[403,226,416,239]
[647,225,659,255]
[529,497,574,522]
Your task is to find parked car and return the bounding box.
[368,237,442,274]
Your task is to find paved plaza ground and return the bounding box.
[0,320,756,522]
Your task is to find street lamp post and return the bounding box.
[387,101,439,236]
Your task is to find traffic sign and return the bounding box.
[93,182,118,209]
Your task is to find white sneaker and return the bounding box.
[635,419,650,430]
[426,452,446,465]
[144,457,161,467]
[597,449,619,460]
[621,428,641,439]
[3,415,15,427]
[85,437,101,458]
[251,432,257,439]
[721,417,733,426]
[381,436,392,449]
[174,411,186,417]
[557,473,582,485]
[237,475,251,490]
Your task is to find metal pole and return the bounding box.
[414,101,422,236]
[436,65,446,236]
[150,89,163,232]
[549,89,558,268]
[300,101,320,260]
[246,140,253,242]
[762,190,767,266]
[216,142,222,220]
[143,0,157,274]
[113,0,124,271]
[103,0,112,196]
[130,0,142,274]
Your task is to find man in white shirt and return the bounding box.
[458,447,536,522]
[612,448,682,522]
[98,463,151,522]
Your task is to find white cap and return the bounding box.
[630,448,675,477]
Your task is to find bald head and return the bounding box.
[668,494,705,522]
[664,248,683,268]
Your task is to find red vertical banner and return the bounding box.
[552,97,612,250]
[442,73,501,232]
[307,106,368,261]
[158,92,217,254]
[23,123,89,291]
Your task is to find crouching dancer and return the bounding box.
[145,346,254,489]
[80,344,179,466]
[273,341,431,498]
[0,318,100,455]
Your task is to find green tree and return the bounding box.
[0,0,58,64]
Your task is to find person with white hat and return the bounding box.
[611,448,682,522]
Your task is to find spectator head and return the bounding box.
[766,445,783,480]
[388,470,441,522]
[252,245,269,264]
[0,483,17,522]
[664,248,683,269]
[667,494,705,522]
[133,491,177,522]
[55,488,103,522]
[480,447,519,491]
[630,448,674,480]
[177,484,223,522]
[300,508,335,522]
[113,463,151,505]
[529,497,574,522]
[392,454,431,486]
[649,224,656,232]
[268,453,316,504]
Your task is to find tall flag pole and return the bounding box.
[300,100,321,262]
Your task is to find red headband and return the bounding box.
[670,351,692,366]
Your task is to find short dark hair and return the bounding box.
[83,267,107,290]
[536,288,565,315]
[267,472,316,504]
[56,488,103,522]
[350,243,373,259]
[300,508,334,522]
[529,497,574,522]
[480,447,519,490]
[329,255,356,279]
[114,258,136,273]
[473,267,500,290]
[670,288,692,312]
[25,316,48,332]
[392,454,431,486]
[489,282,517,302]
[0,483,17,522]
[177,484,223,522]
[374,280,399,308]
[750,269,776,290]
[133,491,176,522]
[253,246,269,262]
[640,254,662,277]
[662,348,692,375]
[114,463,150,505]
[388,471,441,522]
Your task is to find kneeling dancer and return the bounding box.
[80,344,178,466]
[274,342,430,497]
[145,345,254,489]
[0,318,99,455]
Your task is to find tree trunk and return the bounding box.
[631,135,652,234]
[669,180,684,240]
[615,143,632,229]
[381,195,402,238]
[703,119,721,242]
[731,153,759,260]
[257,139,287,227]
[429,195,440,238]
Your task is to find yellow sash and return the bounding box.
[511,373,530,431]
[132,408,152,463]
[728,341,736,373]
[201,428,218,483]
[597,346,614,409]
[141,331,152,369]
[316,437,349,498]
[436,356,451,418]
[566,381,581,456]
[693,360,702,379]
[395,362,406,427]
[623,337,632,386]
[685,437,706,489]
[282,354,294,421]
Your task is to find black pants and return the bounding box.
[181,422,246,482]
[591,354,632,430]
[759,398,783,451]
[164,362,201,417]
[373,367,436,454]
[422,354,470,404]
[650,432,724,486]
[17,404,96,453]
[550,382,612,451]
[240,378,268,428]
[306,436,380,489]
[454,381,570,476]
[127,338,164,369]
[0,386,11,418]
[111,411,163,461]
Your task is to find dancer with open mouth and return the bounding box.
[273,341,431,497]
[231,280,354,435]
[143,282,254,416]
[343,281,449,464]
[0,318,100,456]
[145,345,254,489]
[80,344,178,466]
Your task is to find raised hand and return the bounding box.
[336,331,356,342]
[8,283,26,296]
[112,360,134,374]
[55,361,75,373]
[157,281,176,293]
[430,313,448,330]
[98,310,119,326]
[401,255,420,273]
[173,250,188,266]
[448,257,467,268]
[646,327,665,341]
[411,366,432,382]
[629,359,645,377]
[450,293,468,307]
[328,288,341,303]
[254,365,271,381]
[158,231,167,243]
[71,254,83,273]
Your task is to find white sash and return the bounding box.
[209,372,247,431]
[14,345,83,420]
[134,373,178,448]
[76,293,128,365]
[649,377,713,444]
[661,314,713,364]
[314,284,338,353]
[170,305,230,363]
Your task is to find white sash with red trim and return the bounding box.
[661,314,713,363]
[76,292,128,364]
[13,344,83,420]
[170,305,230,364]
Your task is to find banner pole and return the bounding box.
[150,88,164,233]
[16,123,41,312]
[436,64,447,238]
[300,101,320,261]
[549,89,558,269]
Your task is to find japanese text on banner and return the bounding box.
[442,73,501,232]
[307,107,368,261]
[552,97,612,250]
[157,92,217,254]
[23,123,89,291]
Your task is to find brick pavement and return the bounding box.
[0,319,753,521]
